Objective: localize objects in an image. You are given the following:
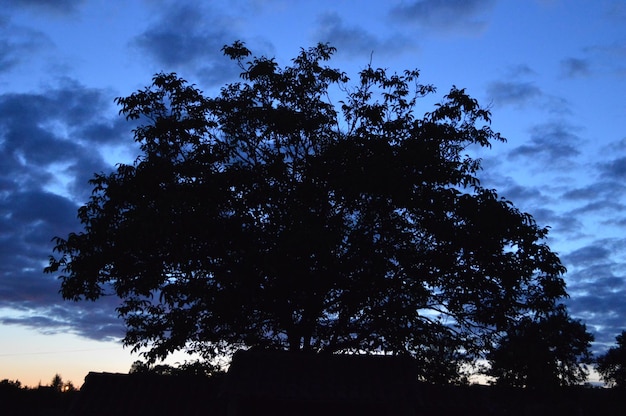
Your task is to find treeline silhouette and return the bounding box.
[4,354,626,416]
[1,374,77,416]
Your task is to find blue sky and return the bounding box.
[1,0,625,386]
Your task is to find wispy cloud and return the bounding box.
[130,2,243,86]
[508,121,581,164]
[486,81,542,107]
[560,57,591,78]
[563,238,626,348]
[313,12,414,58]
[0,17,53,73]
[389,0,497,34]
[3,0,85,14]
[0,302,124,341]
[600,156,626,180]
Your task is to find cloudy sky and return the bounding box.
[1,0,625,386]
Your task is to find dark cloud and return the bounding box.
[500,184,546,206]
[486,81,542,106]
[0,17,53,73]
[506,64,536,78]
[562,238,626,348]
[3,0,84,14]
[313,12,413,58]
[600,156,626,180]
[0,80,134,339]
[568,200,626,216]
[131,2,243,87]
[568,290,626,348]
[0,80,129,200]
[476,171,585,238]
[508,121,580,163]
[563,245,612,267]
[561,181,626,201]
[389,0,496,33]
[560,57,591,78]
[0,302,124,341]
[559,184,626,228]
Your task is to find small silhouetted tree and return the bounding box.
[597,331,626,388]
[46,42,568,382]
[487,306,593,388]
[50,374,63,392]
[129,360,151,374]
[0,379,22,389]
[48,374,75,392]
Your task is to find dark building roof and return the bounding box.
[219,350,418,415]
[221,349,417,402]
[67,372,222,416]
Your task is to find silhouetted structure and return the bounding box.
[220,350,416,415]
[67,351,626,416]
[67,372,222,416]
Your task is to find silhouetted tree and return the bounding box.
[130,359,220,377]
[129,360,152,374]
[0,379,22,389]
[486,305,593,388]
[176,360,223,377]
[596,330,626,388]
[46,42,568,381]
[48,374,75,392]
[50,374,63,392]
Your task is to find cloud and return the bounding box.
[389,0,497,34]
[562,238,626,347]
[0,302,124,341]
[313,12,413,58]
[486,81,542,107]
[508,121,580,164]
[582,43,626,78]
[0,17,53,73]
[130,2,243,87]
[560,57,591,78]
[600,156,626,180]
[567,290,626,348]
[0,81,135,340]
[475,170,585,239]
[3,0,84,14]
[560,180,626,226]
[0,80,130,199]
[568,200,626,216]
[562,181,625,201]
[562,245,612,267]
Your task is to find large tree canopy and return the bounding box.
[46,43,568,372]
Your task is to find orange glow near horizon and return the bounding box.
[0,325,137,388]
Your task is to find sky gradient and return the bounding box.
[1,0,625,387]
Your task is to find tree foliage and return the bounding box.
[46,42,568,378]
[0,379,23,390]
[129,359,220,377]
[596,331,626,388]
[49,374,75,392]
[486,305,593,388]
